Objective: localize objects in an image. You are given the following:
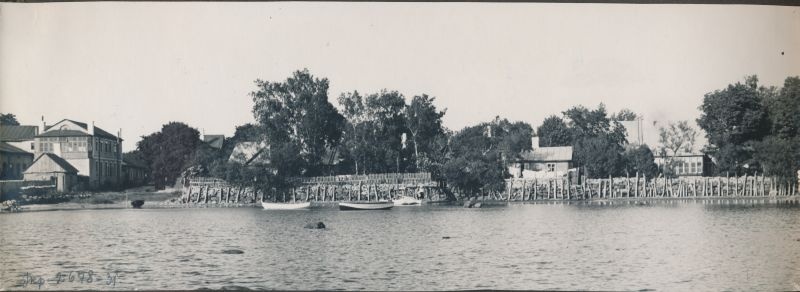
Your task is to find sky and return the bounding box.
[1,3,799,151]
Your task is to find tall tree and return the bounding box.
[697,75,770,173]
[536,115,572,147]
[610,108,639,121]
[137,122,202,189]
[658,120,697,158]
[766,76,800,139]
[405,94,446,170]
[250,69,345,176]
[0,113,20,126]
[443,122,511,197]
[562,104,627,177]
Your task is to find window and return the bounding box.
[30,143,34,150]
[546,163,555,172]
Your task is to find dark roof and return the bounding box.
[39,119,120,140]
[27,153,79,173]
[0,125,38,142]
[123,156,149,169]
[0,142,33,155]
[203,135,224,149]
[229,142,270,165]
[519,146,574,162]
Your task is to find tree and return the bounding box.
[337,89,412,174]
[622,144,659,178]
[536,115,572,147]
[752,136,799,183]
[137,122,202,189]
[405,94,446,170]
[574,136,625,178]
[250,69,345,176]
[697,76,770,173]
[443,123,511,197]
[611,108,639,121]
[766,76,800,139]
[0,113,20,126]
[562,104,627,177]
[658,120,697,158]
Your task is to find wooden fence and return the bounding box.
[180,172,439,203]
[502,174,798,201]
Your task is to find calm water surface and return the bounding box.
[2,200,800,291]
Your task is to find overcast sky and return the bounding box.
[1,3,798,151]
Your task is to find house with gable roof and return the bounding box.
[32,118,123,188]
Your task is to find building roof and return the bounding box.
[122,156,149,169]
[25,153,79,174]
[0,142,33,155]
[229,141,270,165]
[0,125,38,142]
[203,134,225,149]
[38,119,120,140]
[519,146,573,162]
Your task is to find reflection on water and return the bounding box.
[1,200,799,290]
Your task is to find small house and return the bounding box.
[24,153,80,192]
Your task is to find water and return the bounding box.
[2,200,800,290]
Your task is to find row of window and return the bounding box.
[521,162,558,172]
[96,160,119,178]
[674,161,703,174]
[38,140,117,154]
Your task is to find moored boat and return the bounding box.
[393,195,422,206]
[261,201,311,210]
[339,201,393,210]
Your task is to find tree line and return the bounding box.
[10,70,791,197]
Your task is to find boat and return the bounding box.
[339,201,394,211]
[393,195,422,206]
[261,201,311,210]
[131,200,145,208]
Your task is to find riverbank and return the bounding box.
[5,195,799,214]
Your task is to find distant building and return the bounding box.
[618,118,714,177]
[228,141,270,166]
[0,125,38,153]
[122,155,149,186]
[24,153,80,192]
[655,154,712,177]
[0,125,38,180]
[0,142,34,180]
[514,137,574,175]
[201,133,225,150]
[32,118,123,188]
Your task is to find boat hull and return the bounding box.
[261,202,311,210]
[339,201,393,210]
[393,196,422,206]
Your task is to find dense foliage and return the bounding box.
[136,122,202,189]
[0,113,20,126]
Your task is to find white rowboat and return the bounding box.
[339,201,393,210]
[393,196,422,206]
[261,201,311,210]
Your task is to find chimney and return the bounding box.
[531,136,540,149]
[201,128,205,142]
[89,121,95,136]
[39,116,46,134]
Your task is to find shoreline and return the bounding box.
[3,195,798,214]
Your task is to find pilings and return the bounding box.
[504,173,793,201]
